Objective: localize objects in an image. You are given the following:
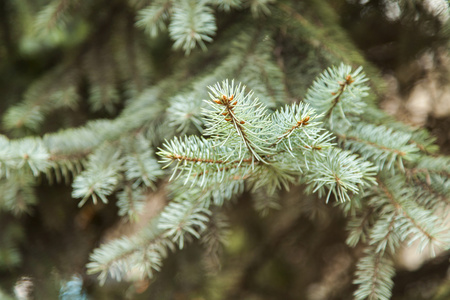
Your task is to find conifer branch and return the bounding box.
[204,80,273,164]
[346,208,373,247]
[336,123,419,171]
[87,226,172,285]
[164,28,276,135]
[116,185,146,221]
[270,102,332,155]
[4,5,448,293]
[159,200,211,249]
[123,135,163,189]
[136,0,172,38]
[34,0,75,33]
[354,249,395,300]
[369,211,402,255]
[272,115,311,147]
[214,0,243,12]
[169,0,217,54]
[342,135,406,156]
[374,177,448,252]
[416,156,450,177]
[303,148,377,203]
[215,93,260,162]
[305,64,369,126]
[324,73,354,119]
[406,174,450,212]
[72,145,123,207]
[0,172,37,215]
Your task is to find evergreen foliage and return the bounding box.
[0,0,449,299]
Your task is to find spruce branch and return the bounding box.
[88,84,120,114]
[336,123,419,171]
[353,249,395,300]
[249,0,275,16]
[166,93,205,134]
[408,129,440,155]
[372,176,449,254]
[46,159,84,185]
[369,211,403,255]
[204,80,273,164]
[2,103,45,134]
[238,33,287,107]
[415,156,450,177]
[72,145,123,207]
[159,200,211,249]
[0,172,37,215]
[59,275,86,299]
[414,178,450,213]
[405,167,450,212]
[2,66,80,134]
[169,0,217,54]
[160,78,377,206]
[346,208,374,247]
[200,211,229,271]
[163,28,277,135]
[34,0,76,33]
[270,102,333,155]
[323,73,354,120]
[0,137,51,178]
[214,0,243,12]
[158,135,252,186]
[87,223,174,285]
[303,148,377,203]
[304,64,369,127]
[116,185,146,221]
[380,122,440,156]
[0,136,16,179]
[39,88,166,176]
[123,135,163,189]
[2,1,448,295]
[136,0,172,38]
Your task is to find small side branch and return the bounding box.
[271,115,310,147]
[337,134,406,157]
[214,94,261,162]
[376,178,438,243]
[324,75,354,119]
[166,154,229,165]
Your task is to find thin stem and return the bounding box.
[337,134,406,157]
[215,94,262,162]
[324,75,354,120]
[376,178,437,243]
[270,115,310,148]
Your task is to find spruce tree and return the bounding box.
[0,0,449,299]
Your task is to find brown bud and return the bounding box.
[225,118,231,122]
[214,99,221,104]
[222,95,227,101]
[229,94,234,101]
[240,120,245,124]
[345,75,354,84]
[232,100,237,106]
[222,112,228,116]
